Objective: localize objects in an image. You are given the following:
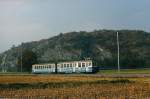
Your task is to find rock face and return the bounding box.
[0,30,150,71]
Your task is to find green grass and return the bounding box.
[0,72,32,76]
[97,68,150,74]
[0,68,150,75]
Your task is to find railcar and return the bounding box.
[57,60,93,73]
[32,63,56,74]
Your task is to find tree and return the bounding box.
[17,49,37,72]
[120,50,145,69]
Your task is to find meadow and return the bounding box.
[0,75,150,99]
[97,68,150,74]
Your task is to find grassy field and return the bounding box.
[0,75,149,99]
[0,68,150,75]
[97,68,150,74]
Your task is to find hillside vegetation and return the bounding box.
[0,30,150,72]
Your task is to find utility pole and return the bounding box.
[21,43,23,72]
[1,54,7,72]
[117,32,120,72]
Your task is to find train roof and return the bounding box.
[57,60,92,64]
[32,60,92,66]
[32,63,55,66]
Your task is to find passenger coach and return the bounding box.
[32,63,56,73]
[57,60,93,73]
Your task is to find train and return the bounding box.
[32,60,97,73]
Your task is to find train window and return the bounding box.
[74,63,76,67]
[61,64,63,68]
[64,64,66,67]
[57,64,59,68]
[46,66,48,69]
[78,63,81,67]
[86,63,88,67]
[70,63,72,67]
[89,62,92,66]
[82,63,85,67]
[67,64,69,67]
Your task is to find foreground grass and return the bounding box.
[98,68,150,74]
[0,79,132,89]
[1,83,150,99]
[0,75,149,98]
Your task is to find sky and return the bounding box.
[0,0,150,53]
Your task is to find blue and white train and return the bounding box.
[32,60,97,73]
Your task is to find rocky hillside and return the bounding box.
[0,30,150,71]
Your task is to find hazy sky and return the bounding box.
[0,0,150,53]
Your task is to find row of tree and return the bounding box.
[17,49,37,72]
